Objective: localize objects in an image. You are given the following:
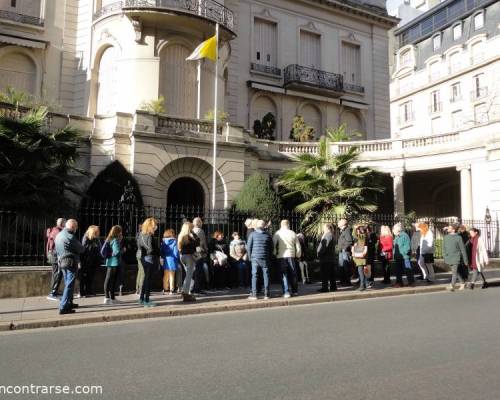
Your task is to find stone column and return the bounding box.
[457,165,473,220]
[391,170,405,217]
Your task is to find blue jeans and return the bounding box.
[60,268,76,311]
[251,259,270,296]
[279,258,298,295]
[357,266,367,289]
[338,250,352,285]
[237,260,249,287]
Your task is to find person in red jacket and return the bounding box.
[378,225,394,285]
[46,218,66,300]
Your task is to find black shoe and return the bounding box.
[330,287,338,292]
[416,276,425,280]
[59,309,75,315]
[318,288,329,293]
[70,303,79,309]
[482,282,489,289]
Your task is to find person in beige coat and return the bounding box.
[273,220,302,298]
[467,228,489,289]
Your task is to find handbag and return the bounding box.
[215,250,228,266]
[353,245,365,259]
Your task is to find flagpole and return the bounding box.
[196,60,201,132]
[211,23,219,210]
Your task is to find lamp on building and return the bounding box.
[485,206,492,255]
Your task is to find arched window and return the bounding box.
[0,52,37,95]
[341,110,363,136]
[159,44,196,118]
[96,46,118,115]
[252,95,277,124]
[301,103,322,137]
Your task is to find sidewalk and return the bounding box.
[1,270,499,332]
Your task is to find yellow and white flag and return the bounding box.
[186,35,217,61]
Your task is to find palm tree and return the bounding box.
[0,106,86,215]
[278,127,384,238]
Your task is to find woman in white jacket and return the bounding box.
[417,223,435,283]
[467,228,489,289]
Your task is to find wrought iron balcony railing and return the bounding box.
[0,9,44,26]
[250,63,281,77]
[344,83,365,94]
[93,0,234,31]
[283,64,343,94]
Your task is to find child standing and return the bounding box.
[353,232,369,291]
[160,229,180,295]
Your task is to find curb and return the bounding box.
[0,284,461,332]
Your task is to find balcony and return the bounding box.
[283,64,343,97]
[0,9,44,27]
[94,0,234,34]
[250,63,281,78]
[471,87,488,101]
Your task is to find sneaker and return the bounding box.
[248,295,258,300]
[358,287,366,291]
[458,283,466,291]
[59,308,75,315]
[469,282,475,290]
[446,285,455,292]
[263,295,270,300]
[69,303,79,309]
[283,293,291,299]
[46,294,58,301]
[103,298,111,305]
[482,282,489,289]
[143,301,157,308]
[74,293,81,299]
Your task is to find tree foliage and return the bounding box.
[278,125,384,238]
[233,173,281,221]
[0,107,86,215]
[290,115,314,142]
[140,96,166,114]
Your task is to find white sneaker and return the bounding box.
[458,283,466,291]
[248,295,258,300]
[283,293,291,299]
[103,298,111,305]
[446,285,455,292]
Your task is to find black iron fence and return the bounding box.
[1,201,498,266]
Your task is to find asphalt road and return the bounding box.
[1,290,500,400]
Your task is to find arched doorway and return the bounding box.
[96,46,118,115]
[167,177,205,208]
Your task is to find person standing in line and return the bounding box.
[353,232,369,291]
[466,228,489,289]
[443,224,469,292]
[160,229,179,295]
[378,225,393,285]
[192,217,209,293]
[317,223,337,292]
[137,218,159,307]
[458,225,471,282]
[337,219,354,286]
[103,225,123,305]
[229,232,249,288]
[410,223,422,280]
[417,223,435,283]
[135,224,144,297]
[392,223,415,288]
[178,222,199,302]
[209,231,231,290]
[247,220,273,300]
[46,218,66,301]
[296,232,310,284]
[245,218,255,241]
[365,225,377,287]
[273,220,301,298]
[80,225,102,297]
[55,219,84,315]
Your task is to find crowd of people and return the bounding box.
[45,216,490,315]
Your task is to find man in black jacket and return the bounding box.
[317,223,337,292]
[247,220,273,300]
[337,219,353,286]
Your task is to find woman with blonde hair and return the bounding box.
[80,225,101,297]
[103,225,123,304]
[417,222,435,283]
[137,217,159,307]
[178,222,199,302]
[378,225,393,285]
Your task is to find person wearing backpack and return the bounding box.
[137,218,159,307]
[103,225,123,305]
[160,229,180,295]
[46,218,66,301]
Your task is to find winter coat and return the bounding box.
[105,238,122,268]
[472,236,489,272]
[193,227,208,257]
[378,235,393,261]
[160,238,180,271]
[81,235,102,268]
[419,231,434,255]
[411,231,421,254]
[273,228,302,259]
[338,227,354,252]
[317,231,336,262]
[55,228,84,266]
[247,229,273,261]
[137,232,159,263]
[394,232,411,261]
[443,233,469,266]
